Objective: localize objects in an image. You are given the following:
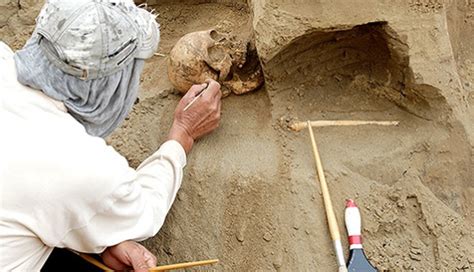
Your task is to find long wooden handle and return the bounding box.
[75,250,217,272]
[76,252,113,271]
[307,121,347,271]
[307,121,340,241]
[148,259,219,271]
[291,120,399,131]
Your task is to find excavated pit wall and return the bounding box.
[251,0,469,117]
[247,2,474,270]
[262,21,449,120]
[251,0,474,210]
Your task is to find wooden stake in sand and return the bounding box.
[290,120,399,132]
[306,121,347,272]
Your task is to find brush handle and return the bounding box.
[339,266,349,272]
[307,122,341,241]
[308,121,341,241]
[307,121,346,269]
[183,84,209,112]
[345,199,363,250]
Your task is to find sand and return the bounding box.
[1,0,473,271]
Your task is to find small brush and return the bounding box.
[183,83,209,112]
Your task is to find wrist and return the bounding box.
[168,123,194,154]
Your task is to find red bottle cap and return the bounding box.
[346,199,357,208]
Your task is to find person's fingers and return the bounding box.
[180,83,207,105]
[196,99,221,135]
[175,83,207,112]
[203,79,221,99]
[187,83,208,98]
[216,85,222,100]
[101,250,128,270]
[216,98,222,119]
[143,250,157,268]
[135,242,157,268]
[126,244,150,272]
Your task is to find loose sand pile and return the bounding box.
[1,0,473,270]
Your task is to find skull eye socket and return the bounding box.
[210,30,225,42]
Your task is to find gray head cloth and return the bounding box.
[13,0,159,137]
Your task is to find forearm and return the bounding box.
[168,122,194,154]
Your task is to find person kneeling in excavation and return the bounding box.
[0,0,221,271]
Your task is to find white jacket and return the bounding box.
[0,42,186,271]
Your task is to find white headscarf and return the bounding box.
[14,34,144,138]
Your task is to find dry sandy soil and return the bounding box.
[1,0,473,271]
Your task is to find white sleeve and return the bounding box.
[56,140,186,253]
[0,42,14,57]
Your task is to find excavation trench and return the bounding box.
[264,22,450,120]
[0,0,472,271]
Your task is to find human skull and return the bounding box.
[168,29,264,95]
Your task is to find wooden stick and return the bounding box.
[75,252,113,271]
[290,120,399,131]
[149,259,219,271]
[75,250,217,272]
[307,121,347,272]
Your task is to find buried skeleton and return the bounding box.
[168,29,264,96]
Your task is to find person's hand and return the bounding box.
[101,241,157,272]
[168,79,222,153]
